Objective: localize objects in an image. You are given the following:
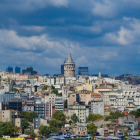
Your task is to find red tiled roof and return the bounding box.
[101,82,113,85]
[135,117,140,121]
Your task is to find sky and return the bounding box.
[0,0,140,76]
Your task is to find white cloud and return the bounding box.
[22,26,46,32]
[92,0,117,18]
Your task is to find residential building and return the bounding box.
[72,126,87,136]
[24,86,32,95]
[34,116,49,129]
[22,104,35,112]
[45,102,55,119]
[91,100,104,116]
[35,101,45,119]
[78,67,88,75]
[55,97,63,111]
[47,76,56,86]
[68,102,89,123]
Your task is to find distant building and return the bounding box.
[22,66,37,75]
[15,66,21,73]
[6,66,13,73]
[61,65,64,75]
[78,67,88,75]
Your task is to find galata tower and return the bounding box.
[64,49,75,77]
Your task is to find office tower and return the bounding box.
[15,66,21,73]
[78,67,89,75]
[22,66,37,75]
[6,66,13,73]
[61,65,64,75]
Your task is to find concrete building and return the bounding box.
[47,76,56,86]
[35,101,45,119]
[24,86,32,95]
[91,100,104,116]
[0,92,15,105]
[55,97,63,111]
[22,104,35,112]
[68,102,89,123]
[8,99,22,111]
[64,49,75,77]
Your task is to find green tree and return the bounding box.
[124,130,128,136]
[52,110,65,122]
[104,111,124,121]
[21,121,29,128]
[0,131,3,137]
[51,89,59,95]
[138,130,140,136]
[130,109,140,118]
[10,88,19,92]
[69,120,72,125]
[25,130,31,135]
[71,114,78,123]
[87,113,103,121]
[38,125,50,138]
[0,121,20,135]
[30,130,37,138]
[21,111,38,122]
[51,86,55,89]
[42,85,48,91]
[49,120,60,133]
[87,123,97,138]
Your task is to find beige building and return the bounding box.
[64,49,75,77]
[68,103,89,123]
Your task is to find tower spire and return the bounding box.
[65,48,73,63]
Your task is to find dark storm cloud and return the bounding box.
[0,0,140,75]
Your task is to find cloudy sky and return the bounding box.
[0,0,140,76]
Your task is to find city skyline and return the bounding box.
[0,0,140,76]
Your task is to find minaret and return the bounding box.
[64,49,75,77]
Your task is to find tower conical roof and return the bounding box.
[65,49,74,63]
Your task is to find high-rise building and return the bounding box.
[6,66,13,73]
[64,49,75,77]
[15,66,21,73]
[22,67,37,75]
[78,67,89,75]
[61,65,64,75]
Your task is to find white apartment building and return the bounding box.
[24,86,32,95]
[91,100,104,116]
